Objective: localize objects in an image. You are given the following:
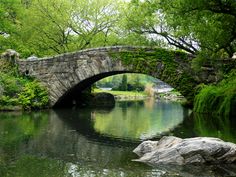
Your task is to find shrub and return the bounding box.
[0,95,18,106]
[194,70,236,117]
[18,81,49,110]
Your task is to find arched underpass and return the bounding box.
[54,71,130,107]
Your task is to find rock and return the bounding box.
[27,55,38,61]
[1,49,19,59]
[77,92,115,108]
[90,92,115,107]
[1,49,19,64]
[133,136,236,165]
[133,140,158,157]
[232,52,236,59]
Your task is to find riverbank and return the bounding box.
[93,88,190,103]
[93,89,148,101]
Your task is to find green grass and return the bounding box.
[93,88,147,97]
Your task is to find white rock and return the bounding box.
[133,136,236,165]
[232,52,236,59]
[27,55,38,61]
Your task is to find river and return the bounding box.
[0,99,236,177]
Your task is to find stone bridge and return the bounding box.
[16,46,216,107]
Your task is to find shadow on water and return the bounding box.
[52,107,140,147]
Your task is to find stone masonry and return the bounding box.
[16,46,212,107]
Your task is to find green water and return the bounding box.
[0,99,236,177]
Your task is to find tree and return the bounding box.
[133,75,144,91]
[0,0,157,57]
[120,74,128,91]
[17,0,122,56]
[0,0,24,52]
[123,0,198,54]
[0,0,125,57]
[160,0,236,57]
[23,0,73,56]
[124,0,236,59]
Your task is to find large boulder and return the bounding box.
[133,136,236,165]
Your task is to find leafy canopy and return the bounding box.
[125,0,236,59]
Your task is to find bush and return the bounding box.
[0,73,26,97]
[18,81,49,110]
[194,70,236,117]
[0,52,49,110]
[0,95,18,106]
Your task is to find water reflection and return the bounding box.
[0,110,152,177]
[170,113,236,143]
[193,113,236,143]
[0,112,48,157]
[92,99,188,140]
[0,99,236,177]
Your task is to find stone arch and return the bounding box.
[16,46,199,107]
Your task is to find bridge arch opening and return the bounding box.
[53,71,129,107]
[53,72,184,108]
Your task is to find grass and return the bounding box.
[93,88,147,97]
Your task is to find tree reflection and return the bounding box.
[92,99,186,140]
[0,111,49,177]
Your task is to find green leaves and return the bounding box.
[124,0,236,63]
[18,81,49,110]
[0,59,49,110]
[161,0,236,57]
[0,75,49,110]
[194,69,236,117]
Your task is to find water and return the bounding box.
[0,99,236,177]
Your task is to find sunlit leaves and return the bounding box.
[160,0,236,57]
